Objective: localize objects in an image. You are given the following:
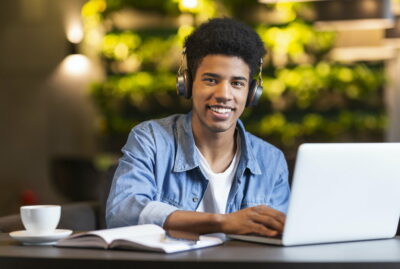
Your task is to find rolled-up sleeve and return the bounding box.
[106,125,178,228]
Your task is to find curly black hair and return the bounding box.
[184,18,266,81]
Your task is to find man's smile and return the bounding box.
[207,105,235,115]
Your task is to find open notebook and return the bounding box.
[56,224,223,253]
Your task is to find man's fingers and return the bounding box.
[251,213,284,233]
[251,223,279,237]
[223,206,286,236]
[254,205,286,224]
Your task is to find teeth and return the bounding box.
[210,106,232,114]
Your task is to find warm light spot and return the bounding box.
[62,54,90,75]
[67,22,84,44]
[182,0,198,9]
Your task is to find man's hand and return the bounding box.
[220,205,286,237]
[163,205,285,237]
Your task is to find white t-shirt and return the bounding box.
[196,137,241,214]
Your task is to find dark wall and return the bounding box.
[0,0,100,215]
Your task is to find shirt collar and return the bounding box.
[173,112,261,175]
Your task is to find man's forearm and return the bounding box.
[163,205,285,236]
[163,210,225,234]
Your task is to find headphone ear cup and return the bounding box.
[176,70,192,99]
[246,80,263,107]
[185,70,192,99]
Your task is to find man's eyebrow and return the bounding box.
[232,76,248,82]
[201,72,221,78]
[202,73,248,82]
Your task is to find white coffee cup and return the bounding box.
[20,205,61,235]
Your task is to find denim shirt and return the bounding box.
[106,112,290,228]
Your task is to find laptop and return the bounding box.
[229,143,400,246]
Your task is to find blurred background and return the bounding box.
[1,0,400,216]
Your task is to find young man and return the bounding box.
[106,18,290,237]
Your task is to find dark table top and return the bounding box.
[1,233,400,269]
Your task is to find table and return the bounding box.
[1,233,400,269]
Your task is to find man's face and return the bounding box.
[191,54,250,134]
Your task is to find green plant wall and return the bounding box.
[82,0,386,165]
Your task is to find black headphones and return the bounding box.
[176,49,263,107]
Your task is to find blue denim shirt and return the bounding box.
[106,112,290,228]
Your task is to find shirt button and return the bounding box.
[192,197,199,203]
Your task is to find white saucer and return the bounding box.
[9,229,73,245]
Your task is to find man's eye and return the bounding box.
[232,81,245,87]
[203,78,217,84]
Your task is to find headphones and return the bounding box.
[176,49,263,107]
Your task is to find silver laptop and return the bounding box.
[229,143,400,246]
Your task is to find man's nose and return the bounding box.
[214,81,232,102]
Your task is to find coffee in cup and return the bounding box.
[20,205,61,235]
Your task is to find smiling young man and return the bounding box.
[106,18,290,237]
